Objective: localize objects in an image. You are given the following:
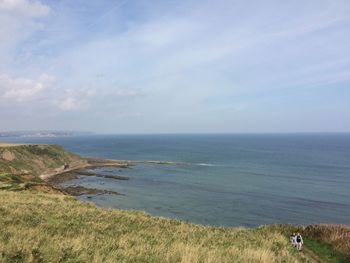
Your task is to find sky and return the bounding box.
[0,0,349,134]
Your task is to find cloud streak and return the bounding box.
[0,73,55,101]
[0,0,50,17]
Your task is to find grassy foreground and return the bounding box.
[0,191,310,263]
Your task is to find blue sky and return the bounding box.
[0,0,349,133]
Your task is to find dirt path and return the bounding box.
[40,160,89,180]
[39,158,131,181]
[301,247,324,263]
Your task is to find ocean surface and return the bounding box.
[5,134,350,227]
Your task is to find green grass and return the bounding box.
[0,173,26,191]
[267,224,350,263]
[0,172,44,192]
[305,239,348,263]
[0,182,26,191]
[0,173,22,182]
[0,144,83,177]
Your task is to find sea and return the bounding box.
[4,133,350,227]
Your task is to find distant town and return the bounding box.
[0,131,92,138]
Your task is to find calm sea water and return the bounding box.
[5,134,350,227]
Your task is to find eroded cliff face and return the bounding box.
[1,150,16,161]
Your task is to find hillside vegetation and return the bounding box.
[0,191,309,263]
[0,144,85,192]
[1,191,349,263]
[0,144,83,176]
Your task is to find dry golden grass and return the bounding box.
[0,191,308,263]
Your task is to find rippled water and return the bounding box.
[6,134,350,227]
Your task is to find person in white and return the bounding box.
[295,233,303,250]
[290,233,296,247]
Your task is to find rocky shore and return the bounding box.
[1,143,179,198]
[43,157,179,197]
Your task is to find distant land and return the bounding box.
[0,130,93,138]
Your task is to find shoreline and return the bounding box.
[0,143,179,197]
[42,157,178,196]
[40,157,178,180]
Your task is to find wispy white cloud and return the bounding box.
[0,0,50,17]
[54,86,144,112]
[57,96,83,111]
[0,73,55,101]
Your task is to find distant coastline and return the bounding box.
[0,130,93,138]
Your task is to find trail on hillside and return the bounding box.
[40,160,88,180]
[302,247,324,263]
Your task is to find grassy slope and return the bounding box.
[304,239,347,263]
[0,191,308,263]
[0,144,83,192]
[0,144,81,176]
[268,225,349,263]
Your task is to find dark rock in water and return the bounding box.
[103,174,129,180]
[64,186,123,196]
[74,169,129,180]
[64,186,101,196]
